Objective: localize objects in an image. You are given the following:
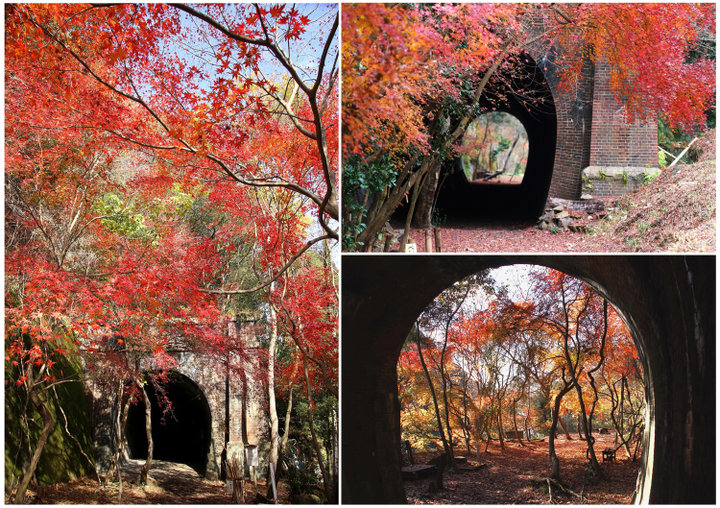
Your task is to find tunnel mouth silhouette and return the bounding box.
[397,263,649,500]
[403,52,557,224]
[126,370,212,476]
[341,256,717,504]
[441,54,556,222]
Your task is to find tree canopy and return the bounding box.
[342,3,715,250]
[5,3,338,502]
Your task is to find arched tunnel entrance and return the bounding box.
[394,52,557,225]
[126,371,212,476]
[437,53,557,221]
[341,256,715,503]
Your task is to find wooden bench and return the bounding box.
[401,464,437,480]
[602,448,616,463]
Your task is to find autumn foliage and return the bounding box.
[397,266,645,482]
[342,3,715,249]
[6,3,338,503]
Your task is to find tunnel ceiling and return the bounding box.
[126,371,212,476]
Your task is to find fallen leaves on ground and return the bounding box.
[401,130,715,253]
[17,459,273,504]
[405,433,640,504]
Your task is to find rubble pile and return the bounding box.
[537,197,610,233]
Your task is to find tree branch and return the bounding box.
[201,234,334,295]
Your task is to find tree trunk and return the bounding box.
[512,400,526,446]
[267,301,281,479]
[484,419,492,453]
[558,415,572,439]
[137,379,153,484]
[107,378,132,502]
[415,331,451,460]
[619,374,625,443]
[279,385,294,473]
[303,358,332,503]
[400,171,427,250]
[14,383,54,503]
[501,135,521,173]
[577,413,584,439]
[461,383,472,454]
[412,164,440,228]
[573,383,601,477]
[496,406,505,451]
[548,383,575,480]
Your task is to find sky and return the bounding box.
[418,263,542,344]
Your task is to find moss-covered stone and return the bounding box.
[5,352,95,488]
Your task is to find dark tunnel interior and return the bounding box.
[126,371,212,476]
[395,52,558,224]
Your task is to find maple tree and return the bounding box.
[5,3,338,503]
[343,3,715,250]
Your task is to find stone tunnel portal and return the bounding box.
[435,53,558,221]
[342,256,715,504]
[126,371,212,476]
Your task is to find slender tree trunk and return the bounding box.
[461,381,472,454]
[107,377,131,500]
[440,368,456,465]
[137,378,153,484]
[484,419,492,453]
[496,404,505,451]
[524,414,530,441]
[583,299,609,476]
[501,135,521,173]
[558,415,572,439]
[549,382,575,480]
[512,400,526,446]
[303,358,332,502]
[278,385,295,474]
[267,301,281,479]
[415,331,451,459]
[14,382,54,503]
[328,408,338,498]
[573,383,601,476]
[400,171,427,250]
[619,374,625,442]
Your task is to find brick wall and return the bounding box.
[523,12,658,200]
[546,58,595,199]
[589,62,658,168]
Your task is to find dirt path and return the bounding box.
[405,434,640,504]
[26,459,268,504]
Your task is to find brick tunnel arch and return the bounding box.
[434,52,558,221]
[342,256,714,503]
[126,370,212,476]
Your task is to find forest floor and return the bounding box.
[17,459,286,504]
[401,129,715,253]
[404,433,640,504]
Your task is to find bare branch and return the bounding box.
[201,234,334,295]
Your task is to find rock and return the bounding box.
[539,211,554,222]
[548,196,605,214]
[556,211,570,219]
[558,217,573,229]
